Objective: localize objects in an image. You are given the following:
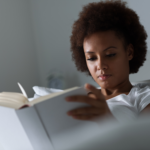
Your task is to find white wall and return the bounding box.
[127,0,150,50]
[29,0,150,89]
[128,0,150,82]
[0,0,40,96]
[30,0,104,88]
[1,0,149,93]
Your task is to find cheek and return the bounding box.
[112,56,130,76]
[86,62,97,77]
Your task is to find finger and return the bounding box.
[71,114,96,120]
[66,95,100,106]
[88,92,97,99]
[85,84,105,101]
[67,107,100,115]
[84,83,97,92]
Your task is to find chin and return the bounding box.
[97,81,114,89]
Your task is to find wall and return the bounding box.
[0,0,149,94]
[0,0,40,96]
[30,0,104,88]
[30,0,150,89]
[127,0,150,82]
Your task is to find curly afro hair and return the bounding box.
[70,0,147,76]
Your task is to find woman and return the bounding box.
[66,0,150,122]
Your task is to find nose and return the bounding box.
[97,57,108,71]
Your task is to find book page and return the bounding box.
[0,92,28,109]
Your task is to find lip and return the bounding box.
[99,74,112,77]
[98,75,112,81]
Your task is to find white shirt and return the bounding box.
[106,83,150,122]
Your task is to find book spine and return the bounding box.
[15,106,54,150]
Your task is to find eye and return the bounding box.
[106,53,116,57]
[87,57,96,61]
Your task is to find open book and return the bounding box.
[0,83,87,109]
[0,83,104,150]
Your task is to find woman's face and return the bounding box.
[83,30,134,89]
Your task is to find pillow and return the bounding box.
[28,86,63,101]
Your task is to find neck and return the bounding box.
[101,79,133,99]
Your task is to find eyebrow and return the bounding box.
[85,46,117,53]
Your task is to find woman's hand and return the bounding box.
[65,84,115,121]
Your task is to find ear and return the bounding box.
[127,44,134,61]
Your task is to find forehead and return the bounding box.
[83,30,124,52]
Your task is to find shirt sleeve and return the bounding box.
[135,84,150,113]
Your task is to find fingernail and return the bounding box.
[85,84,92,89]
[66,97,71,101]
[87,84,92,88]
